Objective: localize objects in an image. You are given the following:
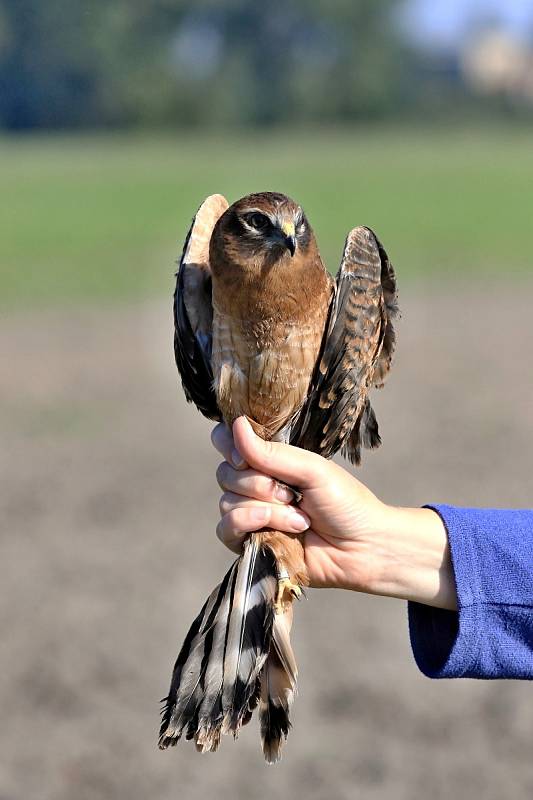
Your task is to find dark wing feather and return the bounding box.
[290,226,398,463]
[173,194,229,420]
[371,231,399,388]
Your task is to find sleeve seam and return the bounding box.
[463,601,533,610]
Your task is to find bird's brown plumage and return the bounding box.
[209,193,333,440]
[162,191,398,762]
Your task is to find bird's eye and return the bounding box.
[247,213,270,231]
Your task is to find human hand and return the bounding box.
[212,417,457,610]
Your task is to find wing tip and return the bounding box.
[197,193,229,220]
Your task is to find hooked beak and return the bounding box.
[281,221,296,257]
[284,234,296,257]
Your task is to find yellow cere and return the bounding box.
[281,221,295,237]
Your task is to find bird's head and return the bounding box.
[210,192,313,273]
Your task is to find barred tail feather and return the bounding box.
[259,607,298,764]
[158,561,237,748]
[221,536,277,733]
[159,536,277,752]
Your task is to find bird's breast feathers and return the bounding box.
[211,304,329,438]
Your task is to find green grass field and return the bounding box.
[2,126,533,310]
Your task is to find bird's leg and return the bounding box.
[275,564,302,614]
[259,530,308,613]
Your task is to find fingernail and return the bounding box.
[275,483,295,503]
[287,508,310,532]
[250,507,270,524]
[231,448,247,469]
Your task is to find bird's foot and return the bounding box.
[274,569,302,614]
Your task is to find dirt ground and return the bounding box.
[2,283,533,800]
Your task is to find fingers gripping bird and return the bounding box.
[159,192,398,762]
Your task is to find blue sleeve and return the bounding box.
[408,505,533,680]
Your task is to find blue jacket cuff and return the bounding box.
[408,504,533,679]
[408,504,480,678]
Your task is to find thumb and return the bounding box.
[232,416,324,489]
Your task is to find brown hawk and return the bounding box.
[159,192,398,762]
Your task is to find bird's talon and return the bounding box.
[275,577,301,613]
[290,584,302,600]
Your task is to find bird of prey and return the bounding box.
[159,191,398,762]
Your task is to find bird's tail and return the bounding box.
[159,535,280,753]
[259,604,298,763]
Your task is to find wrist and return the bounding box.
[366,505,458,610]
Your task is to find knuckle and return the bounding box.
[210,425,220,448]
[211,423,229,453]
[215,461,229,489]
[225,508,240,534]
[218,493,229,515]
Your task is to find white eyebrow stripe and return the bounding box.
[242,208,275,219]
[239,209,278,231]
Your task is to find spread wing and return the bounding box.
[173,194,229,421]
[290,226,398,464]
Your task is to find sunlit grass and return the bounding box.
[2,126,533,309]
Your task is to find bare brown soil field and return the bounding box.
[2,283,533,800]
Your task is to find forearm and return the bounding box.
[409,505,533,679]
[364,506,458,611]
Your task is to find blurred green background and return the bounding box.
[2,126,533,311]
[3,3,533,800]
[2,0,533,311]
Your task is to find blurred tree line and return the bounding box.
[0,0,499,130]
[0,0,424,129]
